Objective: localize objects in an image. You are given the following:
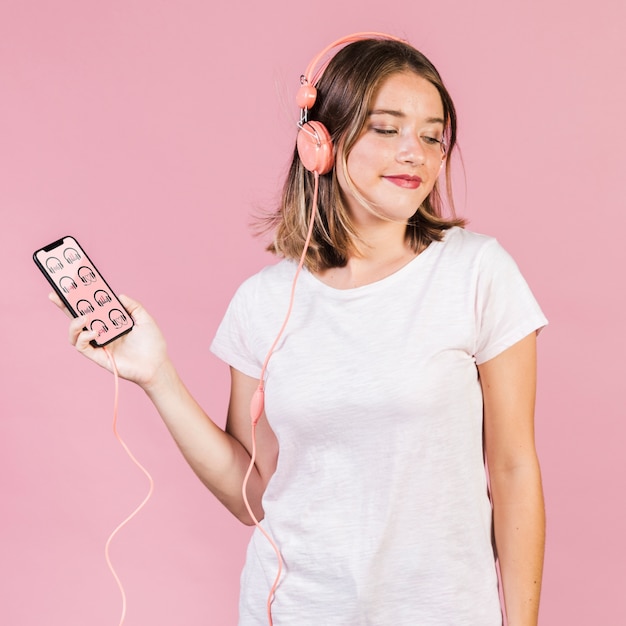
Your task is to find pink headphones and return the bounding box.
[295,32,406,175]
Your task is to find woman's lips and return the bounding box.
[384,175,422,189]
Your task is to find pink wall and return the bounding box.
[2,1,624,624]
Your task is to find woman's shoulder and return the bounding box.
[437,226,504,262]
[442,225,497,249]
[243,258,295,285]
[229,258,296,301]
[429,228,523,283]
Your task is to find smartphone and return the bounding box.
[33,235,134,347]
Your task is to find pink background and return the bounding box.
[1,1,624,624]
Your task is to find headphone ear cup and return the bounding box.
[296,83,317,110]
[297,121,333,175]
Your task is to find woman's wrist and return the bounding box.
[140,357,179,397]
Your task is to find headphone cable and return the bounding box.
[102,346,155,626]
[241,171,320,625]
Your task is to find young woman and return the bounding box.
[54,34,546,626]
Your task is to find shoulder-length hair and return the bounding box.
[265,38,465,271]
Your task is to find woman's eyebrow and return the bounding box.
[368,109,444,125]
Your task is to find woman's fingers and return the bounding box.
[48,291,74,319]
[118,293,137,309]
[75,327,98,352]
[54,294,101,354]
[67,313,113,370]
[118,294,143,320]
[68,314,90,346]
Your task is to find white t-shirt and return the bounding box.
[210,227,547,626]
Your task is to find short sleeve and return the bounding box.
[210,279,264,379]
[473,240,547,365]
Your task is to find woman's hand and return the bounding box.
[49,292,169,390]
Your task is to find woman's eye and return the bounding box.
[372,127,397,135]
[422,136,442,145]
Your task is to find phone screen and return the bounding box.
[33,235,134,347]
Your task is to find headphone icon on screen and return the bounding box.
[90,319,108,336]
[59,276,78,293]
[109,309,128,327]
[76,299,94,315]
[63,248,81,264]
[78,266,96,284]
[46,257,63,274]
[94,290,111,306]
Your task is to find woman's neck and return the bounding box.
[315,224,420,289]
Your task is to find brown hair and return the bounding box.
[265,38,465,271]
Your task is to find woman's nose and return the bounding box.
[396,133,426,165]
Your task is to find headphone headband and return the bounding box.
[301,31,406,88]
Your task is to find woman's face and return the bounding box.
[336,71,446,228]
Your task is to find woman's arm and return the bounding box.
[478,332,545,626]
[142,362,278,525]
[56,293,278,525]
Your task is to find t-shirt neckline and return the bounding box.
[299,232,447,297]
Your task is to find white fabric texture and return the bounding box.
[210,227,547,626]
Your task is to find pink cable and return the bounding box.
[103,346,155,626]
[241,172,320,626]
